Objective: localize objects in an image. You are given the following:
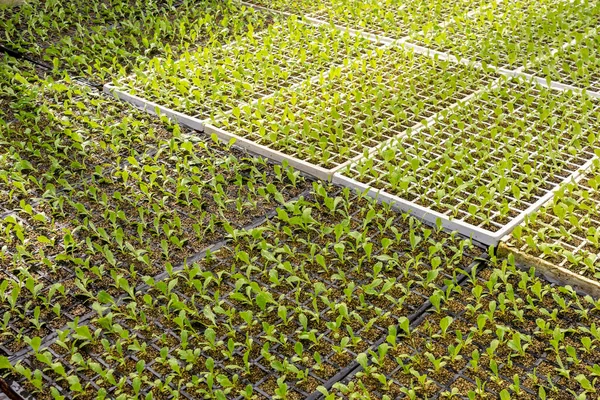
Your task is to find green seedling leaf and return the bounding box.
[0,356,12,370]
[398,317,410,336]
[97,291,114,304]
[73,325,93,342]
[256,291,274,311]
[29,337,42,353]
[356,353,369,369]
[575,374,595,392]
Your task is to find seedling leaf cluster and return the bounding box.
[4,0,600,398]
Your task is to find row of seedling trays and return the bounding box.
[105,40,600,248]
[4,8,600,400]
[3,184,485,399]
[0,120,312,357]
[103,0,600,342]
[325,260,600,399]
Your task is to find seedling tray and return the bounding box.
[0,205,313,400]
[500,159,600,297]
[242,0,492,45]
[240,0,325,15]
[0,0,257,85]
[335,78,600,246]
[501,70,600,100]
[106,20,379,123]
[307,255,487,399]
[522,29,600,95]
[411,0,600,70]
[209,46,493,178]
[3,184,483,399]
[0,81,179,211]
[0,131,312,358]
[497,242,600,298]
[304,0,485,41]
[108,43,494,180]
[329,262,600,399]
[240,1,397,47]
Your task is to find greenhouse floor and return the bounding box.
[2,0,600,399]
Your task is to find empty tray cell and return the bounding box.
[341,78,600,235]
[505,159,600,281]
[525,33,600,94]
[411,0,600,70]
[306,0,488,41]
[211,46,495,170]
[112,18,378,121]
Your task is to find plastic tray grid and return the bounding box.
[331,265,600,399]
[241,0,329,14]
[523,33,600,95]
[111,22,379,121]
[336,79,600,244]
[504,161,600,280]
[410,0,600,71]
[303,0,487,41]
[4,189,482,399]
[210,46,495,171]
[0,132,313,356]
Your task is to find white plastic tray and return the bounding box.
[104,0,600,248]
[498,159,600,297]
[103,85,205,130]
[335,154,598,246]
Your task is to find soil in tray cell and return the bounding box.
[412,0,600,70]
[3,183,483,399]
[213,46,495,169]
[328,259,600,399]
[344,77,600,233]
